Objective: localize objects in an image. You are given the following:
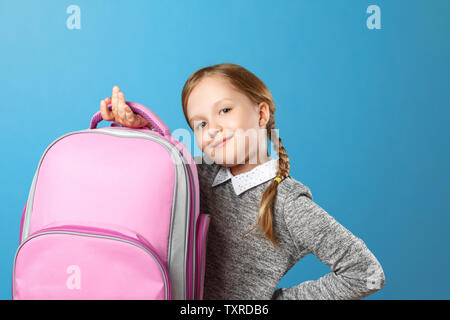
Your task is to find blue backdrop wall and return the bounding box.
[1,0,449,300]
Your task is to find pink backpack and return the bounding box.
[12,102,210,300]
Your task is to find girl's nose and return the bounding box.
[207,127,220,138]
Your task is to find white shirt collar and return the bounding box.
[211,158,279,196]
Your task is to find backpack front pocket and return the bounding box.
[13,226,171,300]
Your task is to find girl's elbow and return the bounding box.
[364,260,386,292]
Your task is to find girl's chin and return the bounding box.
[209,153,248,167]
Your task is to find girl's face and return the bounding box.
[186,76,270,167]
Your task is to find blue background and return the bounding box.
[1,0,449,300]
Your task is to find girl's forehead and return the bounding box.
[187,77,242,114]
[190,77,237,102]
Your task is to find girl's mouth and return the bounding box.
[212,134,234,148]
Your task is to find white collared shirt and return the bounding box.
[211,158,279,196]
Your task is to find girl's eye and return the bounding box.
[220,107,231,115]
[197,121,206,130]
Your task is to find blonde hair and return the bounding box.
[181,63,290,247]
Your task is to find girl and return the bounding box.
[99,63,386,300]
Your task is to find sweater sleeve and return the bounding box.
[272,189,386,300]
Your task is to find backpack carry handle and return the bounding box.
[89,101,171,136]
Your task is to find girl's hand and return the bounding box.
[100,85,151,128]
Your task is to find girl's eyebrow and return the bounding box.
[189,97,234,125]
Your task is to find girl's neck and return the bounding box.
[229,154,272,176]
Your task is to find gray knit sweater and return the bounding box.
[195,157,386,300]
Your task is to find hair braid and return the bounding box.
[243,119,290,247]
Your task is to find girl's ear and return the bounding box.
[258,102,270,127]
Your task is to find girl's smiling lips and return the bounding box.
[211,134,234,148]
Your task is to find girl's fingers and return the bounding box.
[100,99,114,121]
[118,91,126,105]
[125,106,146,128]
[136,114,150,128]
[124,104,135,123]
[117,92,127,122]
[119,91,139,127]
[104,96,112,112]
[111,86,119,119]
[123,104,148,128]
[120,92,139,126]
[118,92,128,117]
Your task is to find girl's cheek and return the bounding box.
[230,109,257,131]
[196,131,208,152]
[194,133,202,150]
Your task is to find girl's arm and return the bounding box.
[272,190,386,300]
